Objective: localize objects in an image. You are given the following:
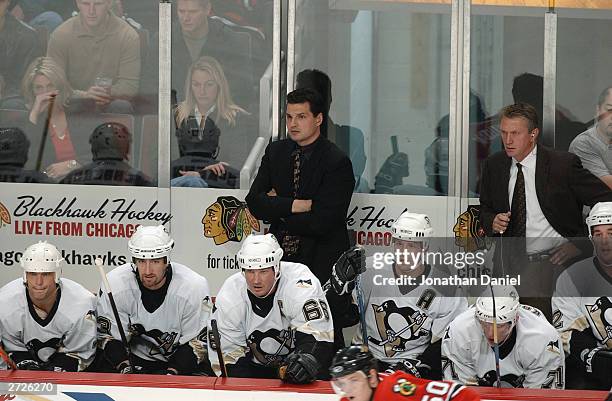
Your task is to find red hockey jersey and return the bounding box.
[372,371,480,401]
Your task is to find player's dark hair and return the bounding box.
[287,88,325,119]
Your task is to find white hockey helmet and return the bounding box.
[128,225,174,260]
[20,241,64,284]
[391,211,434,247]
[237,233,284,278]
[475,285,520,325]
[586,202,612,238]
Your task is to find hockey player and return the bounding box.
[0,241,96,371]
[329,211,467,379]
[330,345,481,401]
[96,225,212,375]
[209,233,334,383]
[552,201,612,389]
[441,285,565,389]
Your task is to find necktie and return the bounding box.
[510,163,526,237]
[282,147,302,256]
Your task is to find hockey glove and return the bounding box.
[117,361,134,374]
[581,347,612,382]
[279,351,320,384]
[393,359,431,379]
[15,359,44,371]
[329,246,366,295]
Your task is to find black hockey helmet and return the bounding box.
[90,122,131,160]
[0,127,30,166]
[330,345,378,379]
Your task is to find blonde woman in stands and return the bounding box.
[21,57,98,180]
[174,56,255,179]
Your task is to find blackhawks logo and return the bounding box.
[202,196,260,245]
[453,205,492,252]
[0,201,10,229]
[393,378,416,396]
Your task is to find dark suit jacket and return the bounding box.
[479,145,612,261]
[246,137,355,283]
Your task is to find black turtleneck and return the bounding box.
[136,264,173,313]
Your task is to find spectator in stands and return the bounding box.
[21,57,94,179]
[569,87,612,189]
[10,0,63,32]
[174,56,253,178]
[46,0,140,113]
[0,0,41,97]
[0,127,52,183]
[146,0,254,106]
[295,69,368,192]
[60,122,153,186]
[552,202,612,390]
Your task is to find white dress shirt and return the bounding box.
[508,146,566,254]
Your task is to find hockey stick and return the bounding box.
[35,94,55,172]
[355,274,369,350]
[604,385,612,401]
[210,319,228,377]
[490,285,502,389]
[0,343,17,370]
[95,258,133,371]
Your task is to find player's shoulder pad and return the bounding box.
[104,262,137,293]
[57,278,96,322]
[517,306,562,355]
[445,308,479,342]
[0,278,27,314]
[215,271,248,307]
[169,262,210,297]
[279,262,324,298]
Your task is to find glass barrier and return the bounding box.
[167,0,273,190]
[293,0,451,195]
[557,12,612,190]
[468,8,545,196]
[0,0,157,187]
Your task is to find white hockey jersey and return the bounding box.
[97,262,211,363]
[552,258,612,353]
[209,262,334,375]
[354,259,468,365]
[441,305,565,389]
[0,278,97,371]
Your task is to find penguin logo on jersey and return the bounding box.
[26,337,63,362]
[477,371,525,388]
[369,300,429,357]
[129,323,178,356]
[587,297,612,346]
[0,201,10,229]
[247,328,294,367]
[202,196,261,245]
